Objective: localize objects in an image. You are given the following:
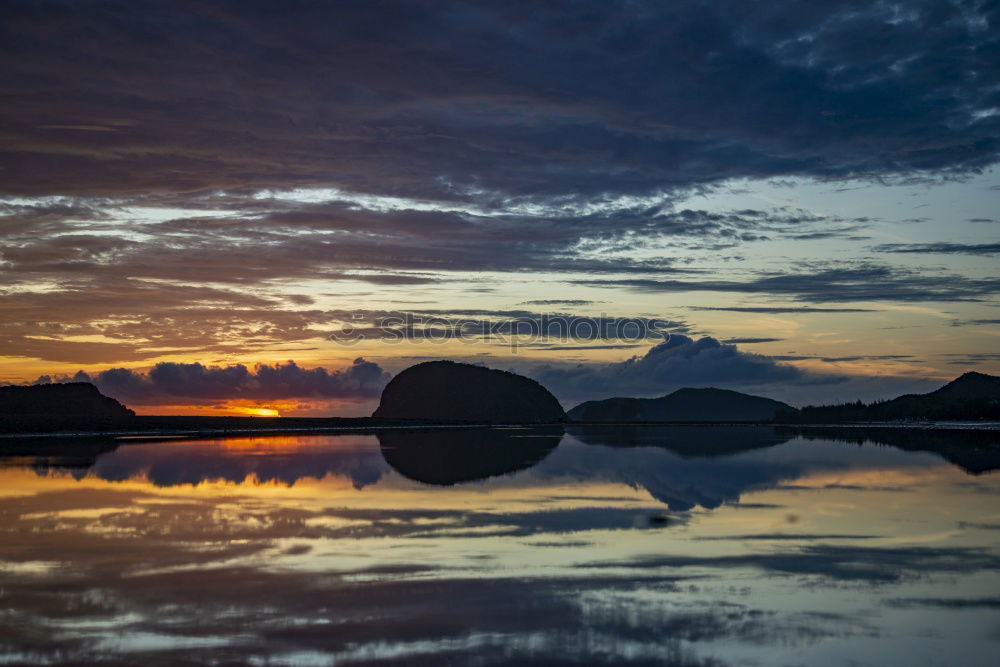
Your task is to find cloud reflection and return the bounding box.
[1,427,999,665]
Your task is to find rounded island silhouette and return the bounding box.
[372,360,565,424]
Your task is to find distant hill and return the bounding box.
[567,387,793,423]
[786,372,1000,423]
[373,361,566,423]
[0,382,134,418]
[0,382,136,433]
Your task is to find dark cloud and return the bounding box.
[1,1,996,309]
[536,344,645,351]
[884,596,1000,609]
[694,533,880,541]
[36,358,389,406]
[0,197,878,293]
[1,1,996,201]
[526,335,834,402]
[578,264,1000,303]
[772,354,918,363]
[693,306,879,314]
[1,0,998,385]
[873,242,1000,255]
[521,300,600,306]
[329,309,689,345]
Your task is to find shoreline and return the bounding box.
[1,418,999,441]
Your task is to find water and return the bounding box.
[1,425,998,665]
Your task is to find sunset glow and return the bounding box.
[3,6,997,664]
[242,407,281,418]
[0,1,996,415]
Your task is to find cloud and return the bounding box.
[873,242,1000,255]
[37,358,389,406]
[521,300,600,306]
[772,354,919,363]
[692,306,878,314]
[1,1,996,201]
[578,264,1000,303]
[0,278,339,364]
[526,335,832,402]
[952,319,1000,326]
[884,597,1000,609]
[326,308,690,347]
[1,0,998,383]
[1,1,997,299]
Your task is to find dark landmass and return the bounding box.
[3,370,999,439]
[782,372,1000,423]
[0,382,134,422]
[378,426,563,485]
[568,387,793,423]
[373,360,565,423]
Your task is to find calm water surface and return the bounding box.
[1,426,998,666]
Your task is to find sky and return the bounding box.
[1,0,998,416]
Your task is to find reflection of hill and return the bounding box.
[567,425,793,457]
[378,427,564,485]
[91,438,390,488]
[4,436,391,489]
[4,425,996,512]
[0,437,120,469]
[538,438,806,511]
[780,426,1000,474]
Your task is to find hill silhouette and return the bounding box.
[0,382,136,433]
[372,361,565,423]
[785,371,1000,422]
[568,387,792,423]
[0,382,134,418]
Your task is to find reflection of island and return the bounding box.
[2,436,392,489]
[0,436,120,469]
[2,426,997,508]
[779,426,1000,474]
[567,425,794,457]
[378,427,564,485]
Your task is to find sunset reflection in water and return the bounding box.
[1,427,998,665]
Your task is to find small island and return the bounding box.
[372,360,566,424]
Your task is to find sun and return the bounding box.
[243,407,281,417]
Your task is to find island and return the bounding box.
[567,387,793,423]
[372,360,566,423]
